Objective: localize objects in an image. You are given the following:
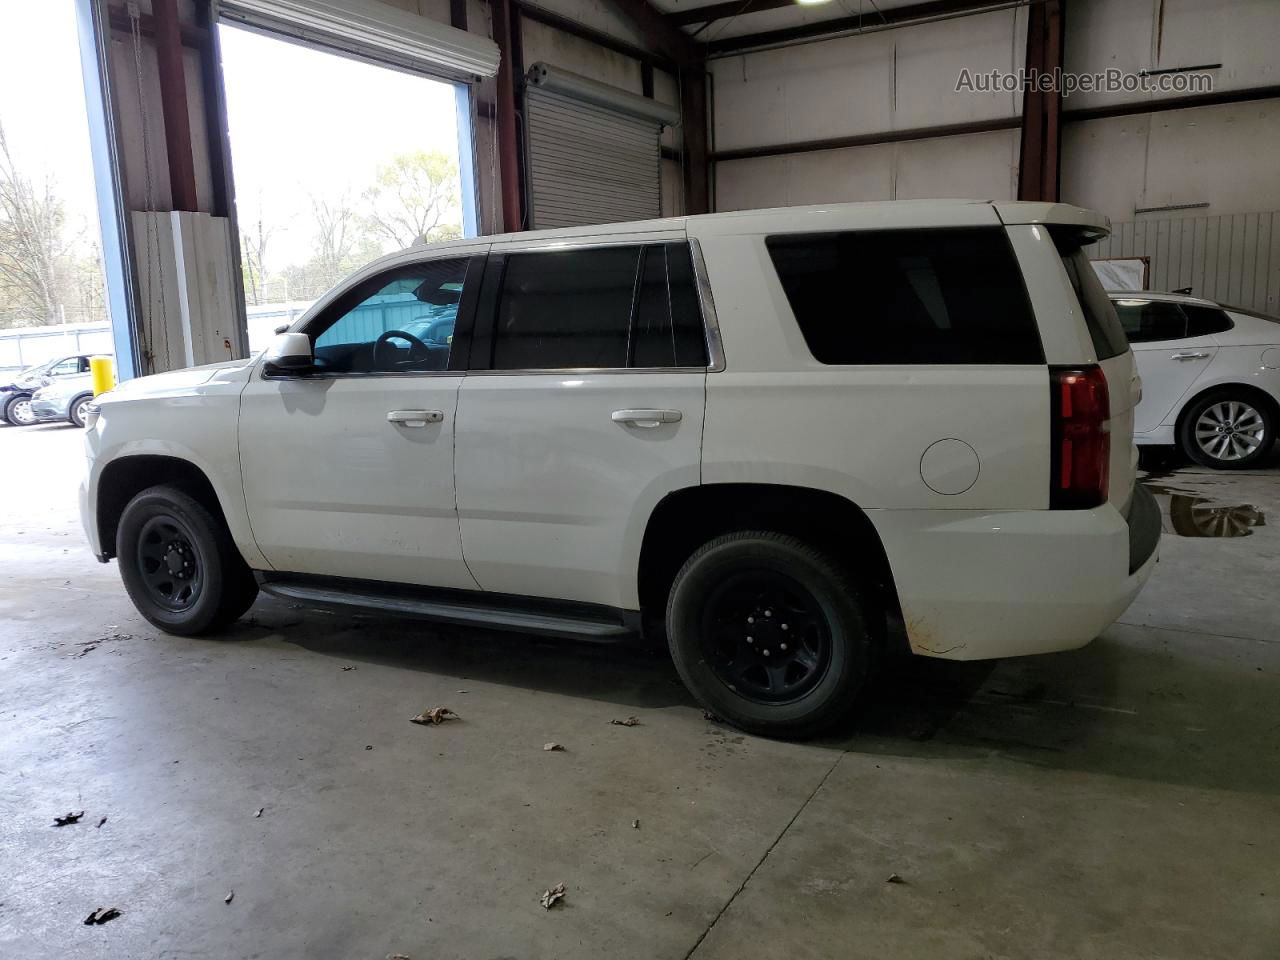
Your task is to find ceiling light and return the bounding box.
[795,0,834,5]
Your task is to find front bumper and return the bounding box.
[872,493,1160,661]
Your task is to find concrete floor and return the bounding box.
[2,423,1278,959]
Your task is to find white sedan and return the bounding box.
[1109,292,1280,469]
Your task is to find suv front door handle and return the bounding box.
[1171,351,1209,361]
[612,409,682,428]
[387,409,444,427]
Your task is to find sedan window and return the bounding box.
[1111,299,1187,343]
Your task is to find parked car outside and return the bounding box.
[1,354,93,425]
[79,201,1159,737]
[30,371,98,427]
[1108,291,1280,468]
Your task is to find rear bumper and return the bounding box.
[871,495,1159,661]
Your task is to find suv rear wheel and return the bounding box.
[117,485,258,635]
[69,394,93,428]
[1180,389,1275,469]
[666,532,872,738]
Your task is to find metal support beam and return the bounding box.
[151,0,199,212]
[604,0,700,65]
[1017,0,1064,202]
[679,66,710,213]
[705,0,1024,57]
[491,0,524,232]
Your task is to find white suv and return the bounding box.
[80,201,1160,736]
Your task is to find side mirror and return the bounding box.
[263,332,314,375]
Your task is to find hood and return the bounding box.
[101,356,257,401]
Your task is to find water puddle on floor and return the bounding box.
[1140,480,1267,538]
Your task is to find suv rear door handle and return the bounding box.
[612,409,682,428]
[1171,351,1209,361]
[387,409,444,427]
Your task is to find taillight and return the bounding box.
[1050,365,1110,509]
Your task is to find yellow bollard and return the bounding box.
[89,355,115,397]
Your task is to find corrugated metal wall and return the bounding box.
[1092,211,1280,315]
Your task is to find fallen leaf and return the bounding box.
[365,745,374,751]
[543,742,565,752]
[410,707,459,726]
[632,819,640,829]
[53,811,85,826]
[96,817,107,829]
[540,882,566,909]
[224,890,234,904]
[388,954,413,960]
[702,709,722,723]
[342,666,357,671]
[886,873,905,884]
[83,907,121,925]
[254,807,264,818]
[610,716,641,727]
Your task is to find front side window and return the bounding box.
[1111,299,1188,343]
[50,358,81,377]
[765,228,1043,365]
[308,257,472,374]
[487,243,707,371]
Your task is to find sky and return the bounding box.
[0,0,101,244]
[217,22,463,269]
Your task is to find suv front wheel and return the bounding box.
[666,532,873,738]
[117,485,258,635]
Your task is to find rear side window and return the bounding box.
[1112,299,1187,343]
[1183,304,1233,338]
[1055,237,1128,360]
[765,228,1042,364]
[488,243,707,370]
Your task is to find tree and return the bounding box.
[362,151,463,249]
[0,120,68,326]
[239,193,276,306]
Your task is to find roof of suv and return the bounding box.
[406,200,1109,250]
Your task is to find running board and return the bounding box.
[256,574,637,641]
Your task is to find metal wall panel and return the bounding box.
[524,87,662,229]
[1092,211,1280,315]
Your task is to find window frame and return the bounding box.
[271,253,483,380]
[464,237,723,375]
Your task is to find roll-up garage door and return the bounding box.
[523,63,679,229]
[218,0,499,80]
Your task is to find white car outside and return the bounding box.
[1109,291,1280,468]
[79,200,1159,737]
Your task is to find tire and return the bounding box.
[69,394,93,428]
[1179,389,1276,470]
[666,531,873,738]
[117,484,258,635]
[3,393,35,426]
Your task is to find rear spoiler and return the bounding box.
[993,202,1110,242]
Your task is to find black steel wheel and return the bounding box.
[667,531,873,738]
[117,484,258,635]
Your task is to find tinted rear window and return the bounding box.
[1112,299,1187,343]
[1183,304,1233,338]
[1055,236,1128,360]
[765,228,1042,364]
